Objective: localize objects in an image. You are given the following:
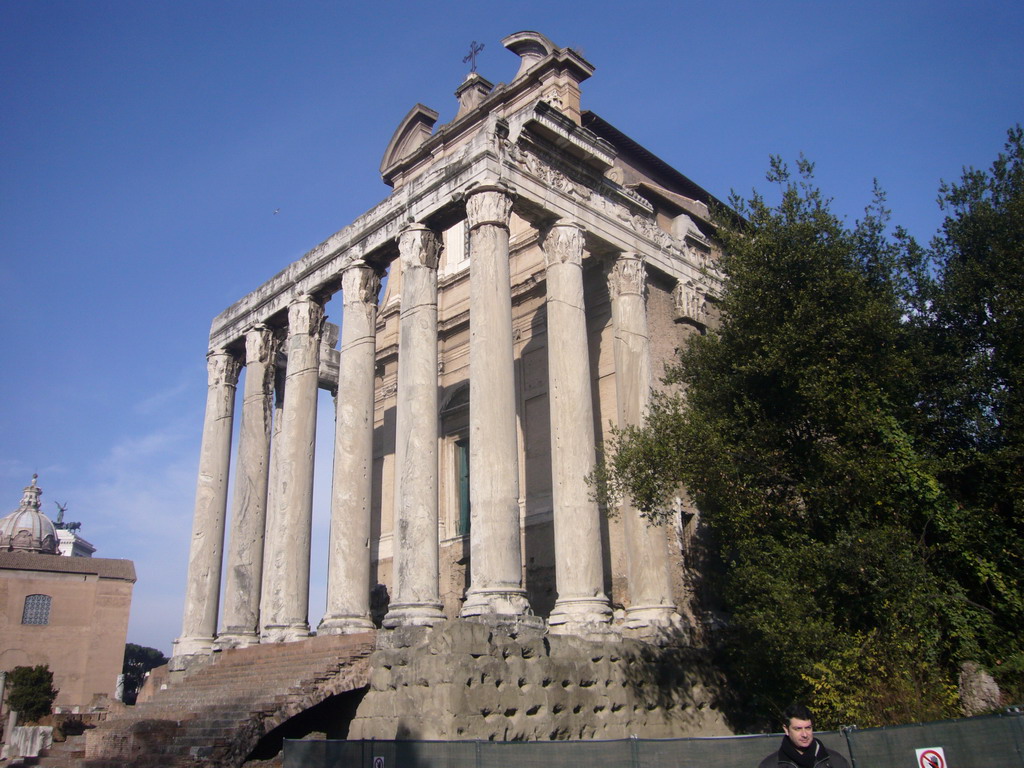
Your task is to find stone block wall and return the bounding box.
[347,620,730,741]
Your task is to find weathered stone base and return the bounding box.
[348,619,729,741]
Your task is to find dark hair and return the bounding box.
[783,703,814,726]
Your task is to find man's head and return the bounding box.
[782,704,815,751]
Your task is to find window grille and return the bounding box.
[22,593,51,625]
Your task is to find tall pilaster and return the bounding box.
[461,185,532,620]
[173,349,240,662]
[543,222,612,633]
[218,325,277,648]
[261,295,324,643]
[384,225,445,628]
[609,253,679,630]
[320,263,380,634]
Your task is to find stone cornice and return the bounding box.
[210,111,719,353]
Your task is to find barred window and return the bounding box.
[22,594,51,625]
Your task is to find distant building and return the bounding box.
[0,476,135,713]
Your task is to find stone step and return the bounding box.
[84,633,374,765]
[200,635,374,666]
[197,655,371,680]
[205,649,371,670]
[188,664,364,685]
[163,662,366,697]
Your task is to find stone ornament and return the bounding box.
[398,225,442,270]
[465,186,513,230]
[244,325,277,367]
[206,349,241,387]
[508,143,590,200]
[673,281,708,326]
[341,262,381,306]
[543,222,585,267]
[609,253,646,298]
[287,295,325,338]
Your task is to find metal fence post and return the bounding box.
[840,724,858,768]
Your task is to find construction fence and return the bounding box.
[284,708,1024,768]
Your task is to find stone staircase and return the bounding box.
[78,632,375,768]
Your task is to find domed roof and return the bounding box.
[0,475,58,554]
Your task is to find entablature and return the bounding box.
[210,112,719,354]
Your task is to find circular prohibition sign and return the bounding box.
[918,749,945,768]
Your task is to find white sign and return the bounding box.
[916,747,946,768]
[373,757,384,768]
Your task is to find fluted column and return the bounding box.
[543,222,612,632]
[609,253,679,629]
[173,349,241,662]
[320,263,380,634]
[217,325,277,648]
[261,295,324,642]
[461,185,532,620]
[384,225,445,628]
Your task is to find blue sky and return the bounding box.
[2,1,1021,655]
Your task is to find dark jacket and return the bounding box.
[758,738,850,768]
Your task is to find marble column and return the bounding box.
[609,253,679,629]
[320,262,380,634]
[384,225,446,628]
[543,222,612,632]
[461,185,532,620]
[217,325,277,648]
[261,295,323,642]
[173,349,241,661]
[259,365,286,637]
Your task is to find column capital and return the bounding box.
[465,184,514,230]
[206,349,241,387]
[398,224,441,270]
[287,295,325,337]
[243,325,278,366]
[341,261,381,305]
[542,221,585,268]
[608,252,647,298]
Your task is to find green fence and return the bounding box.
[285,709,1024,768]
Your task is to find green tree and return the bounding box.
[596,157,974,728]
[121,643,168,705]
[917,126,1024,702]
[6,665,58,724]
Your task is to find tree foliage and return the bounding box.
[7,665,58,724]
[595,131,1024,728]
[122,643,168,705]
[917,126,1024,702]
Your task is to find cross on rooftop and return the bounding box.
[463,40,484,73]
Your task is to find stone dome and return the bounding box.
[0,475,58,554]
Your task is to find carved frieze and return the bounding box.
[506,140,593,202]
[673,281,708,326]
[506,138,717,281]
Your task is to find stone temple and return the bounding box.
[86,31,730,765]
